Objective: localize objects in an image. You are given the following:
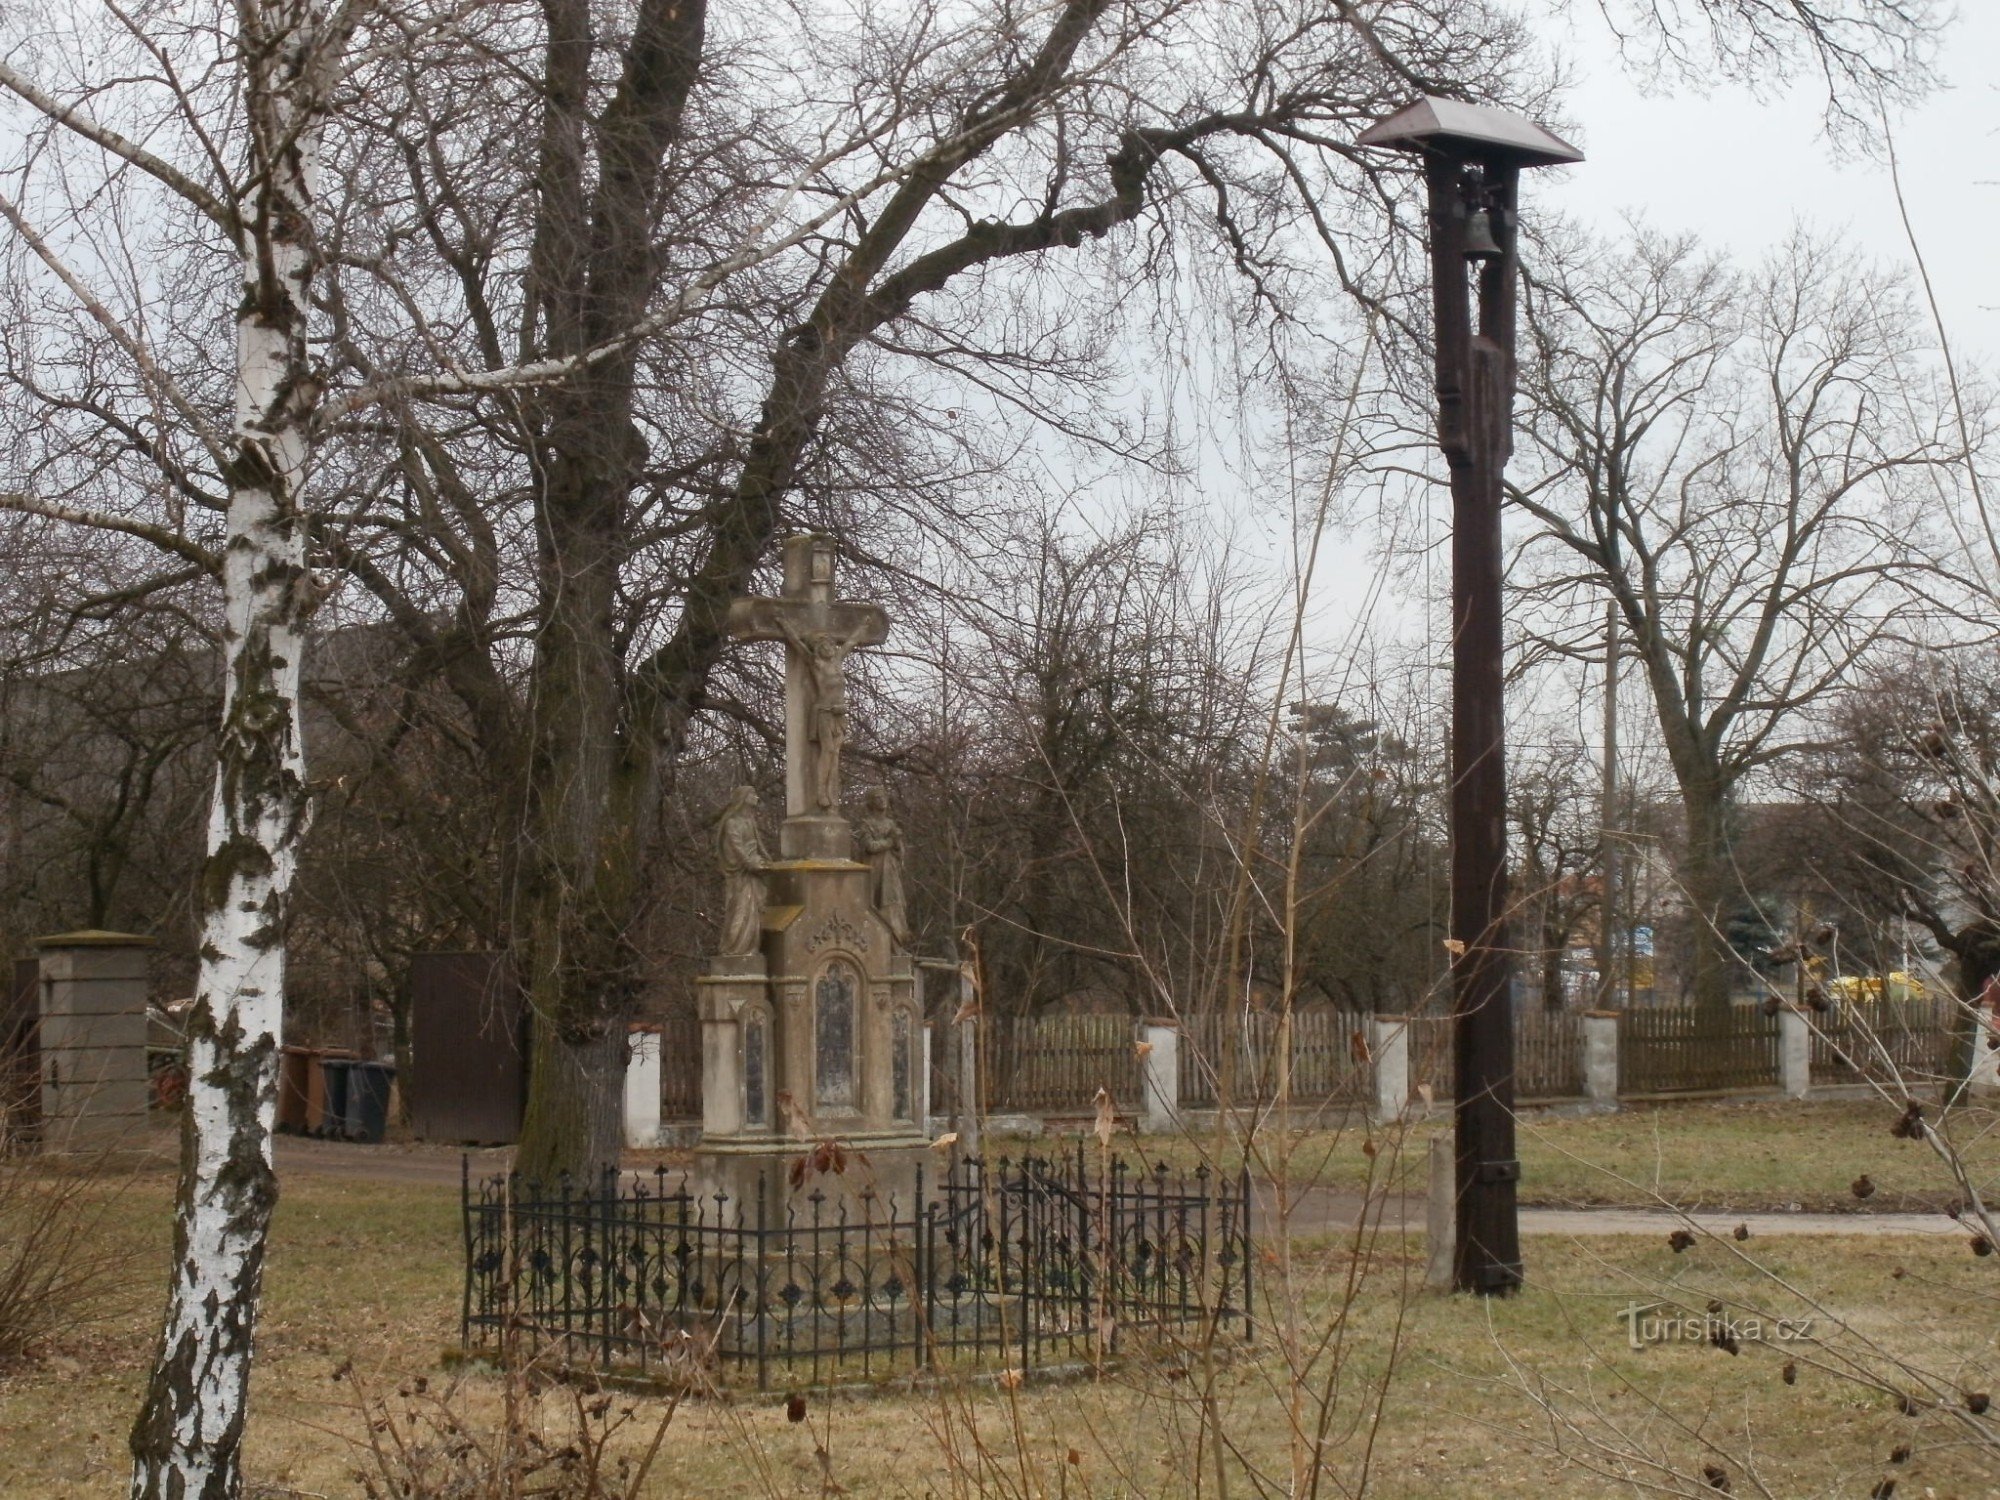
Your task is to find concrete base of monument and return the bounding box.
[778,814,854,861]
[690,1132,937,1223]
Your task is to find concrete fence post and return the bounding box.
[1971,1015,2000,1094]
[1368,1014,1410,1124]
[1424,1133,1455,1290]
[1140,1019,1180,1135]
[957,976,980,1154]
[36,930,153,1152]
[623,1023,663,1148]
[1582,1011,1620,1107]
[1779,1006,1812,1100]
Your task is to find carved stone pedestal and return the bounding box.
[691,851,928,1215]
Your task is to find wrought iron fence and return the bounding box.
[462,1149,1252,1389]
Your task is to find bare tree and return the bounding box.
[1287,693,1450,1015]
[1783,654,2000,1081]
[1510,736,1602,1010]
[294,0,1551,1180]
[0,0,825,1484]
[1513,228,1965,1014]
[888,510,1272,1016]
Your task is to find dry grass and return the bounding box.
[1061,1096,2000,1214]
[1,1140,1996,1497]
[0,1150,139,1366]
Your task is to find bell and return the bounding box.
[1461,208,1502,263]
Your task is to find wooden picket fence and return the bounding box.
[1407,1015,1454,1101]
[1406,1009,1580,1102]
[1515,1009,1583,1099]
[986,1014,1145,1113]
[660,992,1958,1128]
[1619,1006,1780,1095]
[661,1015,702,1119]
[1176,1010,1371,1108]
[1174,1006,1581,1109]
[1809,996,1957,1085]
[983,1008,1591,1114]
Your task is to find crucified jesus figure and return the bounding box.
[779,616,865,810]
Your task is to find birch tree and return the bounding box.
[0,0,902,1489]
[1,0,368,1488]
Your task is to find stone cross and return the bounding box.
[726,534,888,820]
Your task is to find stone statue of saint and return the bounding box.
[778,617,864,810]
[715,784,770,955]
[855,786,910,945]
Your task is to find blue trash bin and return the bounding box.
[342,1060,396,1143]
[317,1057,354,1138]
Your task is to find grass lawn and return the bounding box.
[4,1139,1999,1497]
[1049,1095,2000,1214]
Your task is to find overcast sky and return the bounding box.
[1541,3,1997,362]
[1282,4,1998,749]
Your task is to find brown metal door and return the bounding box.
[408,952,525,1144]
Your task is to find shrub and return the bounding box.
[0,1155,127,1365]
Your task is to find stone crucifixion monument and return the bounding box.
[693,534,926,1211]
[725,532,889,857]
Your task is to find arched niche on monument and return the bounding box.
[740,998,773,1132]
[812,956,860,1112]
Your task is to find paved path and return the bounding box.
[1518,1206,1964,1238]
[276,1136,510,1184]
[271,1140,1967,1237]
[1265,1185,1965,1238]
[1268,1184,1975,1237]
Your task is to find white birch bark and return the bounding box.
[128,3,326,1493]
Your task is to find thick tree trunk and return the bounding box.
[509,392,653,1186]
[518,1020,626,1186]
[1679,780,1735,1018]
[129,7,321,1494]
[502,0,1157,1181]
[501,0,707,1183]
[1541,927,1566,1012]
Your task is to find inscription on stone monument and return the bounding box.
[814,961,857,1109]
[744,1012,768,1128]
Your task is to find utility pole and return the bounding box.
[1597,600,1620,1009]
[1358,96,1582,1296]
